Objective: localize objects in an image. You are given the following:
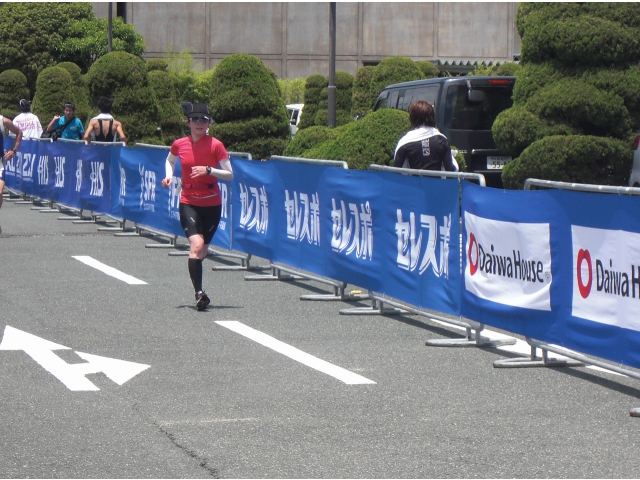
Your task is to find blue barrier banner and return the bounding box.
[231,158,277,259]
[271,160,333,275]
[322,169,461,315]
[462,182,640,369]
[3,138,40,197]
[118,146,181,236]
[73,142,111,213]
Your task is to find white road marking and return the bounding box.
[0,326,150,391]
[215,321,376,385]
[73,256,147,285]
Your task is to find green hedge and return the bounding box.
[0,70,29,119]
[301,108,410,169]
[209,54,289,159]
[86,51,159,143]
[298,74,326,130]
[283,125,339,158]
[525,78,632,139]
[314,71,354,127]
[149,69,184,145]
[502,135,632,189]
[415,61,440,79]
[32,66,77,125]
[350,66,376,118]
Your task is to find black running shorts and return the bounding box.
[179,203,222,245]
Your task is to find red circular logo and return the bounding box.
[576,249,592,299]
[468,232,478,276]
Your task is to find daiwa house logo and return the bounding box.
[572,226,640,330]
[465,212,552,311]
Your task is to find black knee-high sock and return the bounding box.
[188,258,203,293]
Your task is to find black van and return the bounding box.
[373,76,516,187]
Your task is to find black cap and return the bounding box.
[18,99,30,112]
[187,103,211,120]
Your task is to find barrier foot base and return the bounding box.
[493,357,584,368]
[301,292,371,302]
[629,408,640,417]
[244,271,305,281]
[39,208,62,213]
[427,336,517,348]
[339,300,407,316]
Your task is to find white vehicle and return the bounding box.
[631,134,640,187]
[286,104,303,137]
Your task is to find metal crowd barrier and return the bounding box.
[492,178,640,417]
[241,155,368,301]
[339,165,515,348]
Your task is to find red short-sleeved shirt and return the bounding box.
[170,135,229,207]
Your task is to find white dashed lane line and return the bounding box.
[73,256,147,285]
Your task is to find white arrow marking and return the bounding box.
[216,321,376,385]
[73,256,147,285]
[0,326,150,391]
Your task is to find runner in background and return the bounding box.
[0,115,23,234]
[83,97,126,144]
[11,99,43,139]
[161,103,233,311]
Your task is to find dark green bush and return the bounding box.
[502,135,632,189]
[0,70,29,119]
[32,66,77,126]
[493,105,575,158]
[146,58,169,72]
[350,66,376,118]
[416,61,440,79]
[526,78,632,139]
[149,70,184,145]
[209,54,289,159]
[283,126,339,158]
[298,74,327,130]
[86,51,160,143]
[495,62,522,77]
[367,57,424,111]
[512,63,559,105]
[314,71,354,127]
[522,16,640,68]
[55,61,90,123]
[301,108,410,169]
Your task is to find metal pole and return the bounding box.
[108,2,113,53]
[327,2,336,128]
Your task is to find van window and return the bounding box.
[388,90,399,109]
[374,91,389,110]
[410,86,440,109]
[444,84,513,131]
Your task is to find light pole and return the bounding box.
[327,2,336,128]
[108,2,113,53]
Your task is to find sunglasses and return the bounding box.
[190,116,210,124]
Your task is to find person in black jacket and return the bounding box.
[83,97,126,144]
[394,100,457,171]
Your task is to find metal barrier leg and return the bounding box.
[493,343,584,368]
[244,265,305,281]
[211,252,270,272]
[427,323,517,348]
[339,296,408,315]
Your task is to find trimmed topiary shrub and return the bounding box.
[146,58,169,72]
[149,70,184,145]
[283,125,339,158]
[32,66,77,126]
[298,74,327,130]
[0,70,29,119]
[86,51,160,144]
[368,57,424,102]
[502,135,632,189]
[55,61,90,123]
[314,71,354,127]
[301,108,410,169]
[416,61,440,79]
[495,62,522,77]
[208,54,289,159]
[494,3,640,188]
[351,66,376,119]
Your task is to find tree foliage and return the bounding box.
[0,70,30,119]
[493,3,638,188]
[86,51,160,144]
[209,54,290,159]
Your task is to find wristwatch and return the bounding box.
[206,166,212,175]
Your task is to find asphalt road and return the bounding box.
[1,193,640,479]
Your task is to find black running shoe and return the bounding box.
[195,291,210,311]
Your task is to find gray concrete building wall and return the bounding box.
[93,2,521,77]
